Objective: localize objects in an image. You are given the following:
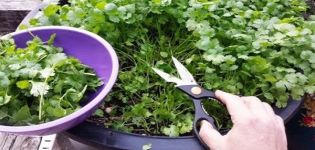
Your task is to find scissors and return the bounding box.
[152,57,222,149]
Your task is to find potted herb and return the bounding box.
[21,0,315,149]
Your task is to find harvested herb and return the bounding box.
[0,35,103,125]
[142,143,152,150]
[28,0,315,136]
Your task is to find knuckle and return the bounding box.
[262,102,270,106]
[249,96,261,102]
[241,115,260,125]
[262,102,273,110]
[241,96,261,103]
[276,115,284,123]
[275,116,285,130]
[241,115,274,128]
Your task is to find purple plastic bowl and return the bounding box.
[0,26,119,136]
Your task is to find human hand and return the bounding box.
[199,90,287,150]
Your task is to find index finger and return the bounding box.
[215,90,250,122]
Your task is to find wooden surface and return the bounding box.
[0,0,41,10]
[0,2,53,150]
[0,133,41,150]
[0,11,29,35]
[0,10,43,149]
[0,133,71,150]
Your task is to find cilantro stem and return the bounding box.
[80,85,88,95]
[39,75,49,120]
[175,107,192,116]
[59,90,70,104]
[0,50,5,55]
[37,55,48,62]
[56,71,96,76]
[83,73,96,76]
[255,89,272,97]
[27,30,36,38]
[39,94,43,120]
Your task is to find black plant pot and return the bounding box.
[64,98,302,150]
[19,2,304,150]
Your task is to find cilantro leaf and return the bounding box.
[0,35,103,125]
[28,0,313,136]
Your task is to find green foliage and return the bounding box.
[0,35,103,125]
[28,0,315,136]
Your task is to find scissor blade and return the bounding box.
[172,57,197,85]
[152,68,186,85]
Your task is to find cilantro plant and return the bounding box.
[0,35,103,125]
[28,0,315,136]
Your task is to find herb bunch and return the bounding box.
[0,35,103,125]
[27,0,315,136]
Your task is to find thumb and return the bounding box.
[199,120,224,149]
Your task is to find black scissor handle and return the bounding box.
[192,99,217,150]
[177,85,221,149]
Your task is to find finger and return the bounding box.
[275,116,287,147]
[262,102,279,124]
[275,116,286,134]
[199,120,224,149]
[241,96,266,113]
[242,97,272,121]
[241,96,264,110]
[215,90,250,121]
[262,102,275,116]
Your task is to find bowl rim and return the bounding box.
[0,26,119,133]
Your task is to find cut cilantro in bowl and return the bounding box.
[0,34,103,126]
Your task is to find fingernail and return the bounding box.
[201,120,207,126]
[201,120,211,127]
